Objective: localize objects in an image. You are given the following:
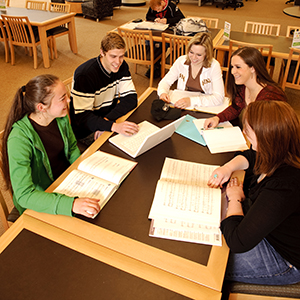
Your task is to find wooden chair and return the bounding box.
[161,32,192,77]
[286,25,300,37]
[117,27,162,87]
[228,281,300,300]
[25,0,47,10]
[244,21,281,36]
[0,130,19,234]
[187,16,219,28]
[47,3,71,59]
[2,15,53,69]
[63,76,73,122]
[281,47,300,91]
[221,40,273,89]
[0,19,9,63]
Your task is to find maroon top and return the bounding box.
[217,85,286,123]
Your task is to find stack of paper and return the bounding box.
[193,119,249,154]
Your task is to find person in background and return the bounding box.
[204,47,286,129]
[157,32,225,109]
[208,100,300,285]
[145,0,185,79]
[2,74,101,218]
[70,32,139,146]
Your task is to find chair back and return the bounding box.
[219,39,273,90]
[48,2,71,13]
[25,0,47,10]
[0,19,9,63]
[118,27,161,87]
[244,21,281,36]
[0,130,15,233]
[187,16,219,28]
[286,26,300,37]
[2,15,37,47]
[161,32,191,77]
[282,47,300,91]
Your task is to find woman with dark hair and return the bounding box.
[2,74,100,218]
[208,101,300,285]
[204,47,286,129]
[157,32,225,110]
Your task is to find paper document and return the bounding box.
[169,89,230,114]
[148,157,222,246]
[135,21,169,31]
[193,119,249,154]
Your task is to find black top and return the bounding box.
[221,149,300,268]
[146,0,185,26]
[29,118,70,180]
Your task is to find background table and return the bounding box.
[0,7,77,68]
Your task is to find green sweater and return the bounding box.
[8,115,81,216]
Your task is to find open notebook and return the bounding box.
[109,116,185,158]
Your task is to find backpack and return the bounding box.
[174,17,208,36]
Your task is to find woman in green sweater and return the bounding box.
[2,74,100,218]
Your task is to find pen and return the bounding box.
[200,126,224,130]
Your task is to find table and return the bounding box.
[214,30,293,82]
[283,6,300,18]
[0,88,234,299]
[0,7,77,68]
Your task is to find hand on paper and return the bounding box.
[174,97,191,109]
[204,116,220,129]
[112,121,139,136]
[226,177,245,202]
[207,165,232,188]
[72,197,101,218]
[160,93,171,103]
[155,18,167,24]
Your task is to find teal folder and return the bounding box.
[175,114,206,146]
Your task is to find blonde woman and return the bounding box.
[157,32,225,110]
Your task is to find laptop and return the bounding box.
[109,116,185,158]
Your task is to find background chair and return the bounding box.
[0,19,9,63]
[0,130,19,233]
[2,15,53,69]
[48,2,71,58]
[244,21,281,36]
[187,16,218,28]
[219,39,273,89]
[25,0,47,10]
[286,25,300,37]
[161,32,191,77]
[112,0,121,8]
[281,47,300,91]
[118,27,162,87]
[81,0,113,22]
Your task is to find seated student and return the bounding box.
[146,0,185,26]
[204,47,286,129]
[70,32,139,146]
[157,32,225,109]
[208,101,300,285]
[145,0,185,79]
[2,74,101,219]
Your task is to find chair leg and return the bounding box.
[48,38,54,60]
[149,64,154,87]
[32,46,38,69]
[53,37,58,59]
[10,44,15,66]
[4,41,9,63]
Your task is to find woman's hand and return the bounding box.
[174,97,191,109]
[204,116,220,129]
[72,197,101,218]
[208,165,232,188]
[160,93,171,103]
[226,177,245,202]
[112,121,139,136]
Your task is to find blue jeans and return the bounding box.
[225,238,300,285]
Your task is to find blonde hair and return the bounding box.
[186,32,213,68]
